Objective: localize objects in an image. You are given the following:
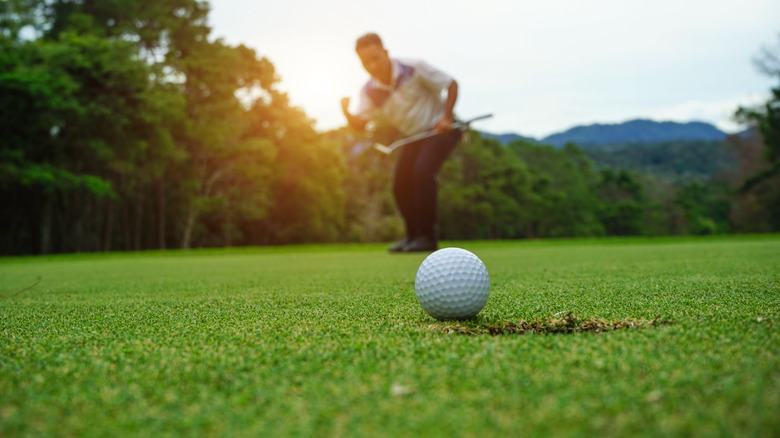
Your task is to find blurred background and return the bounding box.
[2,0,779,254]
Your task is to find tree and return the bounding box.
[243,92,347,245]
[164,38,277,248]
[595,169,647,236]
[439,134,532,239]
[0,10,175,253]
[673,181,730,235]
[1,0,343,254]
[734,33,780,231]
[506,141,604,238]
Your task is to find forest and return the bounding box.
[2,0,779,255]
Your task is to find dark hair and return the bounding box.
[355,33,384,51]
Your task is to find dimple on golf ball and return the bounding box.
[415,247,490,320]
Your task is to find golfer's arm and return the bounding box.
[443,80,458,121]
[343,108,369,132]
[340,97,369,131]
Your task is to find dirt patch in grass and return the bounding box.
[432,311,674,335]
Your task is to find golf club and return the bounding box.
[374,113,493,154]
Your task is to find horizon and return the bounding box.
[483,117,741,139]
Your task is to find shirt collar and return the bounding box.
[371,58,400,90]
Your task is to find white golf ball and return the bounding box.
[414,247,490,320]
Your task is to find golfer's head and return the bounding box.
[355,33,391,80]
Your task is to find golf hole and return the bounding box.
[429,312,674,335]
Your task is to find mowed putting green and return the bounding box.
[1,236,778,436]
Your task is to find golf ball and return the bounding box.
[414,247,490,320]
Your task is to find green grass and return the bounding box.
[1,235,779,437]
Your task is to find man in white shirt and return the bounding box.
[341,33,460,252]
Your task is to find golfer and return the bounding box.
[341,33,460,253]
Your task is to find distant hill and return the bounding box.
[541,119,726,147]
[481,119,728,147]
[479,119,735,183]
[479,132,535,144]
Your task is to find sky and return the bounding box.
[207,0,780,138]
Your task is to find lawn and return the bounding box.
[1,236,778,437]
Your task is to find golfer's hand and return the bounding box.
[434,116,454,133]
[340,97,351,115]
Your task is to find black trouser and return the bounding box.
[392,129,461,240]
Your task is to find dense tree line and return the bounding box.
[349,134,735,241]
[1,0,344,254]
[733,35,780,231]
[1,2,778,255]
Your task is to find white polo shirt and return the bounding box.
[356,58,454,136]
